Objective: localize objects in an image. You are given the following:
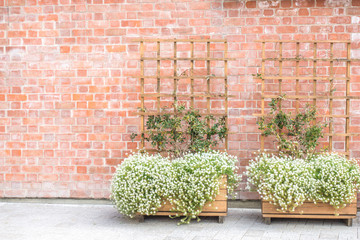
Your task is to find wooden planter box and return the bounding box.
[138,176,228,223]
[262,197,357,226]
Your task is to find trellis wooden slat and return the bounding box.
[140,93,234,98]
[132,39,228,42]
[258,149,351,156]
[132,75,228,79]
[296,42,300,112]
[261,95,360,100]
[256,40,351,43]
[346,43,351,154]
[136,38,232,152]
[141,57,236,61]
[279,42,283,111]
[260,41,265,153]
[224,40,228,150]
[140,41,145,149]
[207,41,211,128]
[261,76,350,80]
[329,43,334,151]
[253,114,353,118]
[264,58,352,62]
[173,41,177,111]
[313,43,317,122]
[257,40,357,157]
[137,112,228,116]
[191,41,194,108]
[157,41,161,114]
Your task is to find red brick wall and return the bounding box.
[1,0,360,199]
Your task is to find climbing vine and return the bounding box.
[131,104,227,158]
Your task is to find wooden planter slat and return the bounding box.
[262,197,357,226]
[137,176,228,223]
[262,201,357,215]
[159,200,227,213]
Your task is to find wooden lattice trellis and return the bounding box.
[254,40,360,156]
[132,38,234,152]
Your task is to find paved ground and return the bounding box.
[0,202,358,240]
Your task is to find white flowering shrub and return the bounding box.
[309,154,360,209]
[246,153,360,213]
[110,152,173,217]
[169,151,240,224]
[111,151,240,224]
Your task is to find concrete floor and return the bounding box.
[0,202,358,240]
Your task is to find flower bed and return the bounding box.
[247,153,360,226]
[111,151,240,224]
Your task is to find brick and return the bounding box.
[105,142,125,149]
[22,166,42,173]
[8,0,25,5]
[224,18,245,26]
[246,1,256,8]
[72,142,91,149]
[311,8,333,16]
[23,150,43,157]
[281,0,291,7]
[330,16,351,24]
[353,0,360,6]
[55,102,75,109]
[224,2,243,8]
[71,46,92,53]
[105,45,126,52]
[155,3,176,10]
[89,86,110,93]
[38,0,58,4]
[39,30,59,37]
[89,150,110,158]
[276,26,297,33]
[39,14,58,21]
[88,102,108,109]
[8,94,27,101]
[72,126,92,133]
[347,8,360,15]
[189,19,211,26]
[259,17,280,25]
[189,2,211,10]
[121,20,142,27]
[293,17,315,25]
[242,26,263,34]
[8,31,26,38]
[105,28,126,36]
[6,174,25,181]
[77,166,87,174]
[39,174,58,181]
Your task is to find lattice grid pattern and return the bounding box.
[133,39,234,152]
[255,40,359,157]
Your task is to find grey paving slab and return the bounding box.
[0,202,359,240]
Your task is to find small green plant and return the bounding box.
[246,153,360,213]
[111,151,241,224]
[131,104,227,158]
[257,95,327,159]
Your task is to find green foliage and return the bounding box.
[111,151,241,224]
[257,95,327,159]
[132,104,227,157]
[246,153,360,213]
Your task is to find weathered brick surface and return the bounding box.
[0,0,360,199]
